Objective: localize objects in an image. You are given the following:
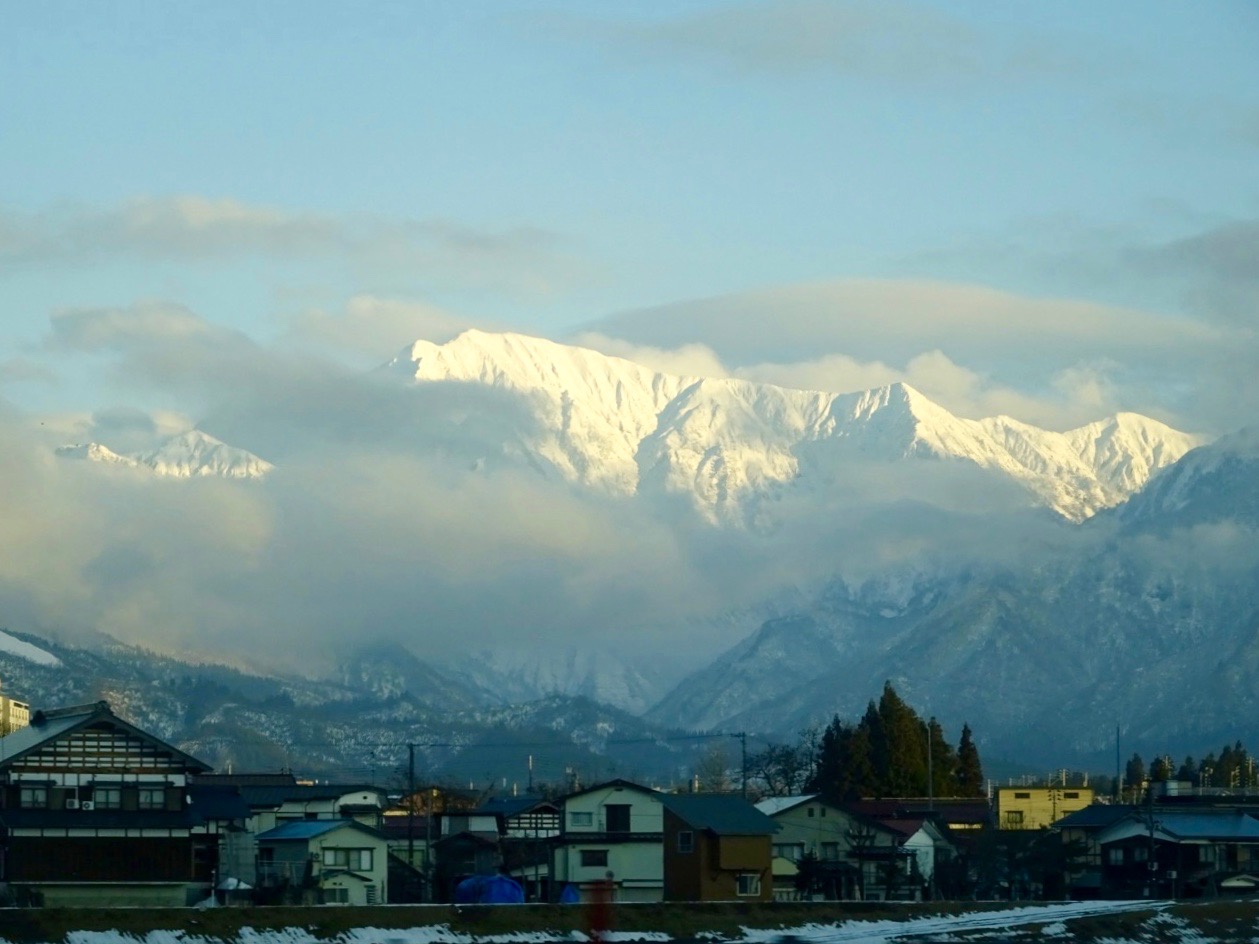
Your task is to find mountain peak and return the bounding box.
[58,430,273,480]
[380,330,1197,522]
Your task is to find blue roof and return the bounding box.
[256,818,383,842]
[1158,810,1259,840]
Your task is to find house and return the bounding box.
[1096,808,1259,898]
[660,793,776,901]
[551,778,665,902]
[996,786,1095,830]
[1051,802,1134,898]
[432,805,502,902]
[0,701,244,907]
[255,818,389,904]
[193,772,388,891]
[859,815,947,900]
[755,794,860,899]
[845,797,992,842]
[480,795,561,902]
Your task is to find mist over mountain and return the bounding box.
[2,330,1252,767]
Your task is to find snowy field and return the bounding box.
[15,901,1198,944]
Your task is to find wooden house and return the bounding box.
[0,701,243,907]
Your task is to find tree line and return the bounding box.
[1125,741,1257,792]
[747,681,984,801]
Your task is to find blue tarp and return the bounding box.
[454,873,525,904]
[558,883,581,904]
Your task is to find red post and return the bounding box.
[586,873,614,943]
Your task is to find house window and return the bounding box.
[736,873,761,896]
[1133,846,1148,862]
[580,849,609,867]
[1014,792,1030,799]
[323,848,374,871]
[1004,811,1024,826]
[819,842,840,861]
[93,786,122,809]
[19,785,47,809]
[324,887,349,903]
[1064,792,1079,799]
[677,831,694,853]
[773,843,804,862]
[605,804,631,833]
[138,786,165,810]
[820,807,827,817]
[570,811,593,827]
[807,807,814,817]
[1106,847,1123,865]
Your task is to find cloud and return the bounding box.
[569,333,729,379]
[284,295,485,365]
[586,277,1246,432]
[592,277,1223,362]
[0,357,57,387]
[1127,219,1259,326]
[545,0,1102,89]
[0,196,585,300]
[49,300,224,352]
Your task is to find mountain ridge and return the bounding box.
[388,330,1199,522]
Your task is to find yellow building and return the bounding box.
[996,786,1094,830]
[0,679,30,735]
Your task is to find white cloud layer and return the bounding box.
[587,277,1249,434]
[0,197,584,301]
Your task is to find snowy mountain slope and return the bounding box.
[57,429,273,479]
[1112,426,1259,528]
[448,646,677,717]
[647,432,1259,763]
[0,629,61,667]
[387,331,1198,522]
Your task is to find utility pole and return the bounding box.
[729,732,747,798]
[925,719,934,812]
[407,743,416,891]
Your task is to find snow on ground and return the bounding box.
[26,901,1175,944]
[0,628,61,666]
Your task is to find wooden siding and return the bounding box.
[4,836,212,882]
[7,725,191,776]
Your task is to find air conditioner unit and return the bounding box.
[65,798,80,810]
[80,801,95,811]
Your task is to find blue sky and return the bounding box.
[2,0,1257,432]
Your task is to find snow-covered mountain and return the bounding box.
[387,330,1199,522]
[57,429,273,479]
[1113,426,1259,529]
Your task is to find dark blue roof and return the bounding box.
[1054,804,1135,829]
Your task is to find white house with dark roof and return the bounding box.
[255,818,389,905]
[552,778,665,903]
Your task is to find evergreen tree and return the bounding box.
[928,716,959,798]
[1124,752,1146,797]
[1176,756,1196,782]
[877,681,926,796]
[955,723,984,797]
[1149,755,1173,782]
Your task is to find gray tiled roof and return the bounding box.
[0,701,210,772]
[257,818,384,842]
[661,793,779,835]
